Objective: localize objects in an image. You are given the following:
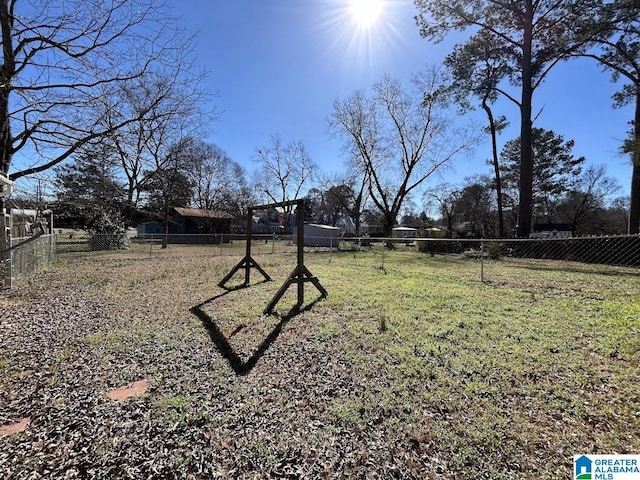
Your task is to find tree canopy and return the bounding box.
[252,134,315,206]
[329,69,476,236]
[500,127,585,224]
[574,0,640,233]
[415,0,608,236]
[0,0,200,181]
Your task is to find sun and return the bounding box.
[348,0,384,29]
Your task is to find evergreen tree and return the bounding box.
[577,1,640,233]
[54,152,125,227]
[499,128,584,225]
[415,0,611,236]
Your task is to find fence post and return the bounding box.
[329,236,332,263]
[149,235,153,258]
[480,240,485,283]
[272,232,276,254]
[49,212,56,263]
[0,208,11,289]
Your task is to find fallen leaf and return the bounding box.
[106,379,149,402]
[0,417,30,436]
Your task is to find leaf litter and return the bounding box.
[0,252,638,479]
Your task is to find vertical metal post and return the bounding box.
[480,241,485,283]
[245,208,253,286]
[0,206,10,289]
[272,232,275,254]
[149,235,153,258]
[296,200,304,306]
[49,211,55,262]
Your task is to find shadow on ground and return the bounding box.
[190,285,322,376]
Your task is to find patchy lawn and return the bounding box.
[1,247,639,479]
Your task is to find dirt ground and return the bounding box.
[1,250,639,479]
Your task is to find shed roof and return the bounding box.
[392,226,419,231]
[533,223,572,231]
[173,207,234,219]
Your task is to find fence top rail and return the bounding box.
[338,234,640,243]
[3,233,53,255]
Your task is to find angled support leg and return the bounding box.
[218,255,271,288]
[264,265,328,314]
[219,208,272,289]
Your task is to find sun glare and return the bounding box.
[314,0,402,77]
[349,0,384,29]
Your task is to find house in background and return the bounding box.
[392,226,419,239]
[136,221,164,237]
[172,207,234,234]
[6,203,54,237]
[136,207,234,241]
[335,216,357,235]
[250,207,295,234]
[530,223,572,239]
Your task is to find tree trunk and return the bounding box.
[0,89,10,176]
[161,215,169,249]
[482,98,505,238]
[383,212,396,238]
[0,2,14,175]
[353,194,363,236]
[516,2,535,238]
[629,89,640,234]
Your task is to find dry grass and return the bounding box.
[1,245,639,478]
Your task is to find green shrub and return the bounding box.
[87,209,129,250]
[485,241,503,260]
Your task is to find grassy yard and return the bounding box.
[1,246,639,478]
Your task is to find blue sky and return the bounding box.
[171,0,634,204]
[174,0,449,175]
[8,0,634,208]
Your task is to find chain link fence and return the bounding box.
[54,232,640,267]
[338,234,640,262]
[1,235,56,288]
[2,230,634,289]
[338,235,640,281]
[0,252,9,289]
[55,233,299,258]
[416,235,640,266]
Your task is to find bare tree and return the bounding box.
[329,174,369,235]
[454,176,495,237]
[557,164,621,235]
[0,0,198,181]
[143,137,193,248]
[179,138,249,212]
[253,134,315,205]
[312,170,370,234]
[100,31,212,215]
[609,196,631,233]
[424,184,460,237]
[329,68,477,236]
